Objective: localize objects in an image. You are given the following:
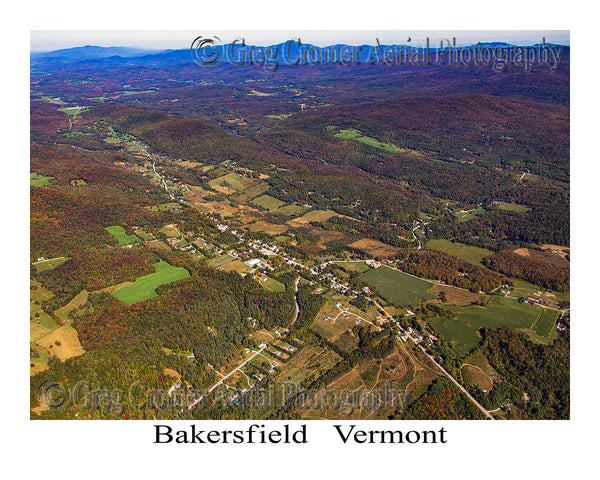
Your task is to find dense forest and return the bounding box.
[482,249,569,291]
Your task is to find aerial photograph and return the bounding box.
[29,30,570,421]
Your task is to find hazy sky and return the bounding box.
[31,30,570,52]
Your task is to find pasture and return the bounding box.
[255,274,286,293]
[111,260,190,304]
[33,257,68,273]
[54,290,89,324]
[35,325,85,362]
[246,221,289,235]
[206,254,236,268]
[334,129,411,153]
[454,208,486,222]
[335,261,370,273]
[292,209,339,224]
[348,238,398,258]
[105,225,142,246]
[208,173,249,191]
[275,204,305,216]
[251,194,286,211]
[428,296,542,354]
[30,172,55,186]
[219,260,252,275]
[494,201,531,213]
[360,267,435,306]
[533,308,560,339]
[426,239,493,265]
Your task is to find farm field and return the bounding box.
[54,289,89,323]
[105,225,142,246]
[246,221,289,235]
[255,274,286,293]
[428,296,543,354]
[334,129,411,153]
[206,254,236,268]
[35,325,85,362]
[494,201,531,213]
[274,204,305,216]
[291,209,339,224]
[454,208,486,222]
[360,267,435,306]
[348,238,398,258]
[335,261,370,273]
[533,308,560,339]
[426,239,493,265]
[251,194,286,211]
[218,259,252,275]
[430,283,488,306]
[111,260,190,304]
[208,172,256,192]
[30,172,55,186]
[33,256,68,273]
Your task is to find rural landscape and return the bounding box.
[30,36,569,420]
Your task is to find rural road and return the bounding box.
[372,299,494,419]
[287,276,301,328]
[188,346,267,410]
[416,343,495,420]
[412,223,422,250]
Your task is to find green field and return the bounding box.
[334,129,408,153]
[112,260,190,304]
[336,261,370,273]
[426,239,493,265]
[454,208,486,222]
[294,209,339,223]
[105,225,142,246]
[206,254,235,268]
[251,194,286,211]
[495,202,531,213]
[57,106,87,115]
[274,204,305,216]
[33,256,68,273]
[258,275,286,293]
[360,267,435,306]
[428,296,543,354]
[208,173,248,191]
[30,172,55,186]
[533,308,560,338]
[127,144,142,153]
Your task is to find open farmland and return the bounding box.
[360,267,435,306]
[426,239,493,265]
[291,209,339,224]
[494,201,531,213]
[348,238,398,258]
[105,225,142,246]
[335,261,370,273]
[427,296,543,354]
[30,172,55,186]
[206,254,235,268]
[255,274,286,293]
[533,308,560,339]
[33,256,68,273]
[251,194,286,211]
[111,260,190,304]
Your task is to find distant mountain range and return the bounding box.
[31,41,569,70]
